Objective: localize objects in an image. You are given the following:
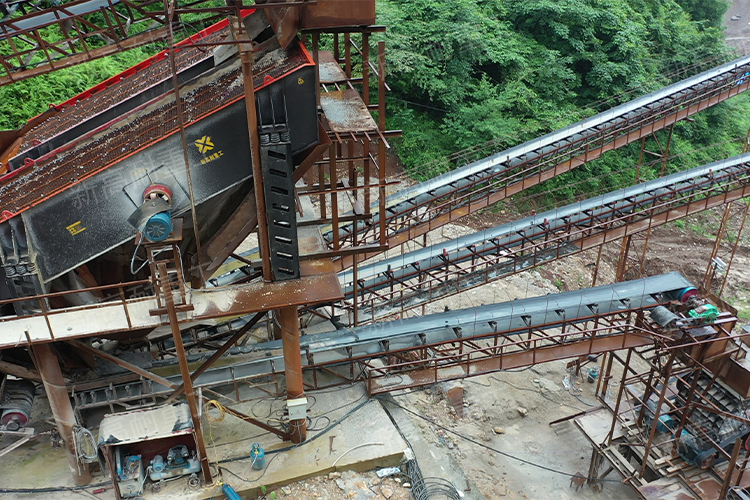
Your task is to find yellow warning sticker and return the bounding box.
[66,221,86,236]
[194,135,214,154]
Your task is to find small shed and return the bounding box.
[97,403,201,499]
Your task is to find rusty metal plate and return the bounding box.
[446,386,465,418]
[319,51,347,83]
[300,0,375,29]
[689,475,721,499]
[191,259,343,320]
[320,89,377,132]
[637,479,697,500]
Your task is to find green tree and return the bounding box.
[379,0,741,206]
[675,0,730,28]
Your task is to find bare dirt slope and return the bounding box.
[726,0,750,55]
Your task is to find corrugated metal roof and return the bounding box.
[97,403,193,449]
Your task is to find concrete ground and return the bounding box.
[380,364,637,500]
[0,385,406,500]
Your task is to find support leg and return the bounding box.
[33,343,92,485]
[278,305,307,443]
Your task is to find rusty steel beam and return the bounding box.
[702,199,750,297]
[240,39,273,282]
[0,1,274,86]
[0,359,42,382]
[719,438,744,499]
[639,352,675,478]
[158,262,212,484]
[0,259,343,349]
[365,327,655,395]
[0,27,170,86]
[66,339,177,390]
[595,335,750,489]
[33,343,91,485]
[165,311,265,402]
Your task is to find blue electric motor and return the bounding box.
[143,211,173,242]
[147,445,199,483]
[141,184,173,242]
[127,184,174,243]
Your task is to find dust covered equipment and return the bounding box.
[98,403,204,499]
[0,18,317,301]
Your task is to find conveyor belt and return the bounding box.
[73,272,693,411]
[340,153,750,321]
[328,53,750,264]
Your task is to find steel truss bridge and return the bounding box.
[324,52,750,267]
[71,272,724,411]
[340,154,750,322]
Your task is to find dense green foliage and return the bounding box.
[0,46,163,130]
[676,0,730,28]
[0,0,745,209]
[378,0,749,206]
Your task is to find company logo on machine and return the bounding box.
[194,135,214,153]
[194,135,224,165]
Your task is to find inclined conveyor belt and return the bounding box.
[74,272,692,410]
[327,52,750,248]
[340,153,750,296]
[214,51,750,283]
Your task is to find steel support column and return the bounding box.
[278,305,307,443]
[241,38,273,282]
[33,343,92,485]
[702,199,750,296]
[160,262,213,483]
[719,438,743,499]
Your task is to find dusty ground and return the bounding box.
[726,0,750,55]
[263,470,410,500]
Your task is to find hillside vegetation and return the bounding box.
[379,0,747,206]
